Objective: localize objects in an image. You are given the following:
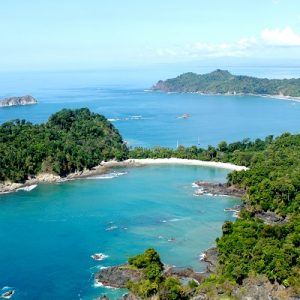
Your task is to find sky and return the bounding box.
[1,0,300,71]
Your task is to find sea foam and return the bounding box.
[16,184,38,192]
[87,172,127,180]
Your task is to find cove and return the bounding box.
[0,165,239,300]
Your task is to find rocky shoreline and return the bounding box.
[154,89,300,103]
[95,251,299,300]
[201,247,219,275]
[194,181,246,198]
[0,164,112,195]
[96,265,144,288]
[95,263,207,293]
[0,159,247,195]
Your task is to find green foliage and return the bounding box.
[127,279,159,298]
[217,217,300,286]
[159,277,187,300]
[127,249,187,299]
[129,133,300,292]
[227,133,300,215]
[215,134,300,290]
[128,248,163,273]
[153,69,300,97]
[130,133,300,216]
[0,108,128,182]
[129,135,273,167]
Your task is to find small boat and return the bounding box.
[168,237,176,242]
[91,253,108,261]
[1,290,14,299]
[105,225,118,231]
[177,113,190,119]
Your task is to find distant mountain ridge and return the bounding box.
[0,95,37,107]
[152,69,300,98]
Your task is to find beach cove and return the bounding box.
[0,164,241,299]
[0,158,248,195]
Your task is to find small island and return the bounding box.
[0,95,38,107]
[152,69,300,99]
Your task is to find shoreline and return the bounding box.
[0,158,248,195]
[104,158,249,171]
[152,89,300,103]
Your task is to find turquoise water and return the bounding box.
[1,88,300,148]
[0,68,300,148]
[0,165,238,299]
[1,67,300,299]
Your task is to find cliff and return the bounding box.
[0,95,37,107]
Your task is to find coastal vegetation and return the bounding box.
[152,69,300,98]
[0,108,128,182]
[1,106,299,297]
[129,133,300,296]
[127,248,188,299]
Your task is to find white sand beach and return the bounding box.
[0,158,248,195]
[103,158,248,171]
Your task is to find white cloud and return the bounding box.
[155,37,258,59]
[150,26,300,62]
[261,27,300,46]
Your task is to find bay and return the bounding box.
[0,66,300,299]
[0,165,238,299]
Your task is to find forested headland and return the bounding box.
[152,69,300,98]
[0,108,128,183]
[128,133,300,297]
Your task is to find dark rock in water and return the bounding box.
[96,296,109,300]
[0,95,37,107]
[195,181,246,197]
[95,265,144,288]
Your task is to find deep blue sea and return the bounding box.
[0,66,300,299]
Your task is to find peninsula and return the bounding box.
[0,108,128,193]
[152,69,300,99]
[0,95,37,107]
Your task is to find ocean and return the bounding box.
[0,66,300,299]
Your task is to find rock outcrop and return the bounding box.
[195,181,246,197]
[255,211,288,225]
[0,95,37,107]
[202,247,219,274]
[95,265,144,288]
[232,276,299,300]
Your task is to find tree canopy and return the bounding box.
[152,69,300,97]
[0,108,128,182]
[129,133,300,293]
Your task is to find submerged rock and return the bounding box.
[0,95,37,107]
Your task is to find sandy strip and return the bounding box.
[1,158,248,195]
[103,158,248,171]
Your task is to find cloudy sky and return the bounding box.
[1,0,300,70]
